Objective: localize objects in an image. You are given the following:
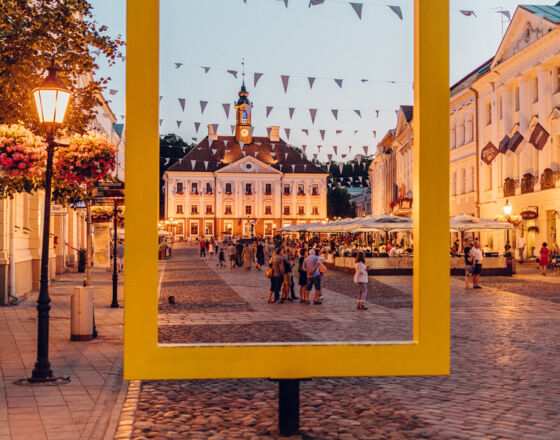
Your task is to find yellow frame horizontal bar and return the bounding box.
[124,0,450,380]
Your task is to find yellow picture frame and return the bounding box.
[124,0,450,380]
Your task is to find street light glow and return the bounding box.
[503,199,512,216]
[32,67,71,127]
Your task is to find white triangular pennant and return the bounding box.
[212,149,217,155]
[204,160,209,170]
[164,158,170,166]
[291,164,296,172]
[191,160,196,169]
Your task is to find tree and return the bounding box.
[0,0,123,133]
[327,185,355,219]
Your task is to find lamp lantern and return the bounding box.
[32,66,71,128]
[503,199,512,216]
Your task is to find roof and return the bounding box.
[450,57,493,96]
[400,105,413,123]
[520,3,560,24]
[167,136,327,174]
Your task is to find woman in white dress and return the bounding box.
[354,251,369,310]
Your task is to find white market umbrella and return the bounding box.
[348,214,413,233]
[450,214,512,232]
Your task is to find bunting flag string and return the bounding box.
[202,66,210,73]
[178,98,186,111]
[266,106,274,118]
[281,75,290,93]
[174,62,183,69]
[284,128,291,139]
[354,110,361,118]
[333,146,338,155]
[336,130,342,134]
[302,145,307,152]
[227,69,238,78]
[331,109,338,120]
[320,130,326,141]
[109,89,118,95]
[200,101,208,114]
[350,2,363,19]
[334,78,343,88]
[309,108,318,124]
[231,125,236,135]
[289,107,295,119]
[302,129,309,135]
[194,122,200,133]
[460,10,476,17]
[308,77,316,89]
[222,103,231,118]
[363,146,368,155]
[254,72,263,87]
[176,121,182,128]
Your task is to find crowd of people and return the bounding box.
[194,236,370,310]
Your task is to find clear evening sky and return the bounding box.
[90,0,557,161]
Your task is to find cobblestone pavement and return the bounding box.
[142,243,560,439]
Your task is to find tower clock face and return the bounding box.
[240,128,249,137]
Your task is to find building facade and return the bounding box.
[368,3,560,256]
[164,83,328,239]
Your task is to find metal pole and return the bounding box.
[111,202,119,308]
[30,137,55,382]
[278,379,300,436]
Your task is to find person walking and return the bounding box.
[270,247,285,303]
[208,241,214,259]
[235,240,243,267]
[199,240,206,259]
[228,242,236,269]
[280,247,293,303]
[242,243,253,271]
[116,240,124,272]
[303,249,322,304]
[297,248,309,304]
[464,245,474,289]
[470,241,483,289]
[256,241,265,271]
[551,244,560,276]
[539,242,549,276]
[218,246,226,267]
[517,232,526,262]
[354,252,369,310]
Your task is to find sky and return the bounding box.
[90,0,559,162]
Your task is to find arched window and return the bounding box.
[450,120,456,149]
[470,166,475,192]
[458,117,465,146]
[460,168,466,194]
[452,172,457,196]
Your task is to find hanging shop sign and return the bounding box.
[529,123,550,151]
[520,210,538,220]
[481,142,499,165]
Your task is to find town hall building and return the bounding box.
[163,82,328,239]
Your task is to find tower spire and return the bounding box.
[242,58,245,87]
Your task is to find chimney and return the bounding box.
[268,126,280,142]
[207,124,218,141]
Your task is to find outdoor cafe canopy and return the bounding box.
[450,214,513,232]
[345,214,413,233]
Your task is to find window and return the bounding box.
[312,206,319,215]
[245,205,252,215]
[312,184,319,195]
[265,205,272,215]
[470,166,475,193]
[225,183,232,194]
[451,172,457,196]
[485,102,492,126]
[245,183,252,195]
[190,223,198,235]
[265,183,272,195]
[191,182,198,194]
[283,206,290,215]
[514,86,520,112]
[206,182,212,194]
[485,163,493,191]
[498,94,503,120]
[533,77,538,103]
[225,205,232,215]
[205,205,213,214]
[176,182,183,194]
[298,206,305,215]
[450,121,456,149]
[556,67,560,93]
[283,185,291,195]
[205,223,213,235]
[191,205,199,215]
[176,204,183,214]
[297,184,305,195]
[460,168,466,194]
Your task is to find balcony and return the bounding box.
[297,191,306,197]
[520,173,536,194]
[265,191,272,196]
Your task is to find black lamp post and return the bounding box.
[111,201,119,308]
[503,199,512,252]
[30,66,71,382]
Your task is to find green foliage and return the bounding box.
[327,184,355,219]
[0,0,123,133]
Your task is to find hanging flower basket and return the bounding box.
[0,124,45,177]
[91,206,124,226]
[55,131,117,186]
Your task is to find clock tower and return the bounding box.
[234,81,253,144]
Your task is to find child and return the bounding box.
[218,247,225,267]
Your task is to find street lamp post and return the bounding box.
[30,66,71,382]
[503,199,512,252]
[111,201,119,308]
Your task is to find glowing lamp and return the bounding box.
[33,67,71,127]
[503,199,512,216]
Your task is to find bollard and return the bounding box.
[71,287,94,341]
[278,379,300,436]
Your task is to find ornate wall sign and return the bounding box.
[481,142,499,165]
[508,131,524,153]
[520,210,538,220]
[529,123,550,151]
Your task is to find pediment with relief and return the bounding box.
[215,155,282,175]
[492,8,557,68]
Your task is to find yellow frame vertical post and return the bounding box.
[124,0,449,380]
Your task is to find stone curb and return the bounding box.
[113,380,142,440]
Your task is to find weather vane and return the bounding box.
[242,58,245,80]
